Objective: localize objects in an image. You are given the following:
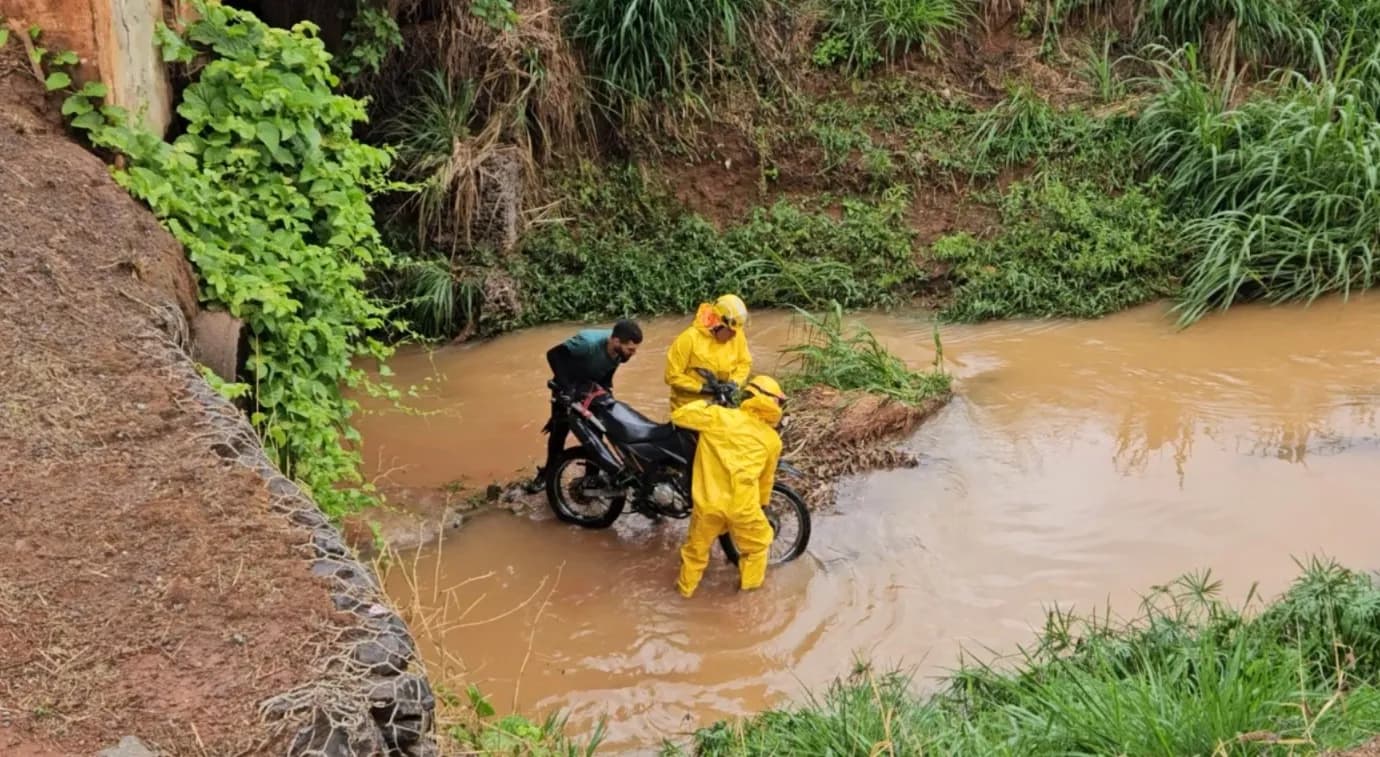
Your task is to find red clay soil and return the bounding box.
[0,49,341,755]
[652,10,1107,233]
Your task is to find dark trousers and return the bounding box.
[545,406,570,472]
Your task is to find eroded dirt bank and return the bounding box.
[0,54,432,755]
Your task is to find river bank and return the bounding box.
[0,42,433,756]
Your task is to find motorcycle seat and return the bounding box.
[599,400,677,444]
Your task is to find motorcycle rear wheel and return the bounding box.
[547,448,625,529]
[719,483,811,566]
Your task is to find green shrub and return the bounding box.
[813,0,974,73]
[1136,44,1380,325]
[932,179,1178,321]
[335,0,403,83]
[508,169,924,329]
[68,2,397,515]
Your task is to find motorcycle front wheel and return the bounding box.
[719,483,811,566]
[547,448,626,529]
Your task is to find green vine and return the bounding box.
[336,1,404,82]
[66,2,400,516]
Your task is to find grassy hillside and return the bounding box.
[349,0,1380,342]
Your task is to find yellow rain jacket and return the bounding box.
[664,303,752,411]
[669,394,783,597]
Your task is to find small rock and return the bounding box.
[96,735,157,757]
[311,527,349,558]
[311,558,378,594]
[267,476,300,498]
[353,631,414,677]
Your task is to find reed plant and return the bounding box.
[779,302,951,405]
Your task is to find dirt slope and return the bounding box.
[0,51,343,755]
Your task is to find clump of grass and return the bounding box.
[1136,43,1380,326]
[1080,32,1127,101]
[800,80,1135,188]
[966,82,1065,169]
[688,557,1380,755]
[932,178,1178,321]
[780,302,951,405]
[812,0,976,73]
[1137,0,1302,75]
[378,69,481,250]
[566,0,759,119]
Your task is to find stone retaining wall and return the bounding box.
[167,332,438,756]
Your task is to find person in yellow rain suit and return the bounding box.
[664,294,753,411]
[669,375,788,598]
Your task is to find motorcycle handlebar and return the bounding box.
[692,367,739,407]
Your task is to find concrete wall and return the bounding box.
[1,0,173,135]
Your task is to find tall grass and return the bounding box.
[378,69,479,249]
[780,302,951,404]
[1136,43,1380,325]
[1137,0,1302,73]
[566,0,759,116]
[689,558,1380,755]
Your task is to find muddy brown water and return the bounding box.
[356,297,1380,753]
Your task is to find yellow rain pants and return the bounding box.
[669,397,783,597]
[664,304,752,411]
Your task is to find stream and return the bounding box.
[355,296,1380,753]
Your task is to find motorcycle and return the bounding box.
[540,369,811,565]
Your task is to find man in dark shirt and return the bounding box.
[526,319,644,492]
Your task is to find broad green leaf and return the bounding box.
[70,110,104,131]
[61,95,92,116]
[80,81,108,98]
[44,72,72,91]
[51,50,78,65]
[256,121,281,152]
[466,685,496,718]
